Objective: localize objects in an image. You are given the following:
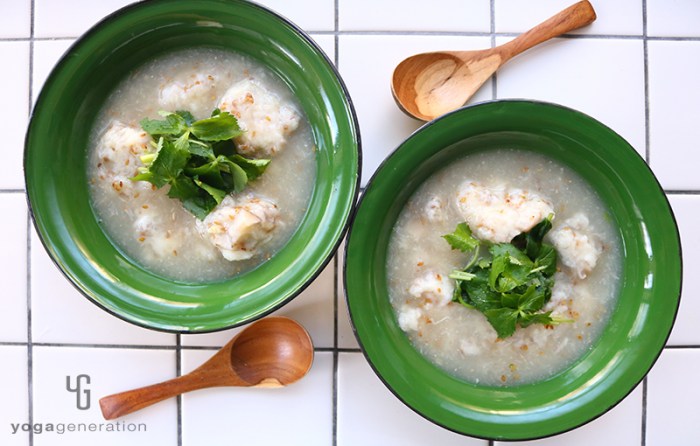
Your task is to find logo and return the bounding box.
[66,375,91,410]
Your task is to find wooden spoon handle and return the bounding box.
[99,372,228,420]
[500,0,596,62]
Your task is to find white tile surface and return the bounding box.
[32,346,177,445]
[496,386,643,446]
[666,195,700,345]
[339,35,493,186]
[495,0,642,36]
[308,33,336,65]
[0,42,29,190]
[339,0,490,32]
[337,352,486,445]
[0,0,31,38]
[34,0,136,38]
[181,260,335,348]
[0,195,27,342]
[181,350,333,445]
[646,349,700,445]
[0,346,29,446]
[257,0,335,32]
[647,0,700,37]
[32,40,76,105]
[30,230,175,346]
[495,36,646,157]
[648,41,700,190]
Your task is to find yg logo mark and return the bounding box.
[66,375,91,410]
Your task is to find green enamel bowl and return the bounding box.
[345,100,681,440]
[25,0,360,332]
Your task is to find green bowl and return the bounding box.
[344,100,681,440]
[25,0,360,332]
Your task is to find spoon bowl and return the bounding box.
[391,0,596,121]
[99,316,313,420]
[230,316,315,387]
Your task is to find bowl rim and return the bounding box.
[24,0,362,334]
[343,98,682,440]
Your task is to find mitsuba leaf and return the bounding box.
[182,194,218,220]
[442,223,479,253]
[517,284,544,312]
[490,243,533,267]
[462,269,502,312]
[147,139,189,188]
[185,161,227,191]
[499,262,531,293]
[484,308,519,339]
[520,311,554,329]
[176,110,196,127]
[211,139,237,158]
[535,243,558,276]
[444,214,565,338]
[139,116,183,136]
[166,174,200,201]
[188,142,216,160]
[194,177,226,204]
[191,112,244,141]
[229,154,271,181]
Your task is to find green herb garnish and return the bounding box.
[131,109,270,220]
[443,214,573,339]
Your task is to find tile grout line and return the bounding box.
[0,189,25,193]
[26,206,34,446]
[664,190,700,195]
[643,0,650,166]
[333,3,340,445]
[27,2,35,444]
[490,0,497,99]
[176,334,182,446]
[7,33,700,41]
[333,254,339,446]
[641,377,648,446]
[6,342,363,351]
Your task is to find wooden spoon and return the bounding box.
[391,0,597,121]
[99,316,314,420]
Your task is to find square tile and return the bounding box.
[648,41,700,190]
[30,229,175,346]
[0,195,28,342]
[0,42,29,190]
[32,346,177,445]
[647,0,700,37]
[256,0,335,32]
[666,195,700,345]
[0,0,31,38]
[495,385,642,446]
[32,40,76,105]
[339,35,493,186]
[337,352,487,445]
[308,34,336,66]
[181,350,332,445]
[339,0,490,32]
[0,346,29,446]
[646,348,700,445]
[34,0,136,38]
[181,259,335,348]
[495,0,642,36]
[495,37,646,157]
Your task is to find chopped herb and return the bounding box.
[443,214,572,339]
[131,109,270,219]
